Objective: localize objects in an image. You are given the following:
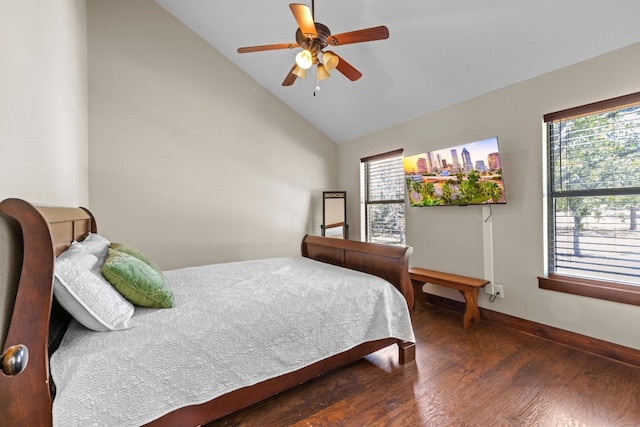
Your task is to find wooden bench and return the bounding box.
[409,267,490,329]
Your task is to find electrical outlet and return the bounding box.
[485,283,505,298]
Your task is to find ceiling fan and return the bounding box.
[237,1,389,87]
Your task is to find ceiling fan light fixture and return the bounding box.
[317,64,330,81]
[295,49,313,69]
[322,51,339,71]
[292,65,306,79]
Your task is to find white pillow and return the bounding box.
[76,233,110,263]
[53,242,134,332]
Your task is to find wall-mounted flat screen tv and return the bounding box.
[403,136,506,207]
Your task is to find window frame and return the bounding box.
[360,148,406,246]
[539,91,640,306]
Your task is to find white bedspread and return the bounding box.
[50,256,415,426]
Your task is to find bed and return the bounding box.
[0,198,415,426]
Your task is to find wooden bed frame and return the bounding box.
[0,198,415,426]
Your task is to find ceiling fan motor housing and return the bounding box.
[296,22,331,55]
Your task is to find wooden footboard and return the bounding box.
[301,234,414,310]
[0,199,415,427]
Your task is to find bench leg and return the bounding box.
[459,288,481,329]
[411,280,427,311]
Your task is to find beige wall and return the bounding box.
[87,0,336,270]
[0,0,88,205]
[338,42,640,350]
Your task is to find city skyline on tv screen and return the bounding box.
[403,137,506,206]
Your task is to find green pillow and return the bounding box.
[102,249,174,308]
[110,242,163,273]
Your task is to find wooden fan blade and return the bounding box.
[238,42,298,54]
[282,64,298,86]
[326,25,389,46]
[290,4,317,38]
[326,51,362,81]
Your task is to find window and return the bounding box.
[540,92,640,305]
[360,149,406,246]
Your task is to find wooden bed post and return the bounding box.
[398,341,416,365]
[0,199,56,426]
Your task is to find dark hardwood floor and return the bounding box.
[207,303,640,426]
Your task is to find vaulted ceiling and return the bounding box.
[155,0,640,143]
